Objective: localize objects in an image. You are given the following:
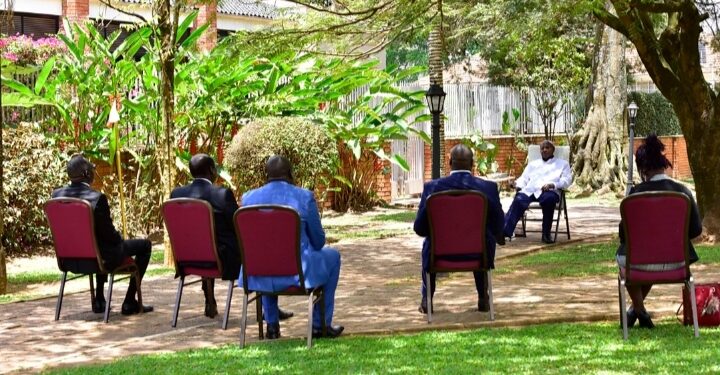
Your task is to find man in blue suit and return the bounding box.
[239,156,343,340]
[414,144,505,314]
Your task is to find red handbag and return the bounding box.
[681,283,720,327]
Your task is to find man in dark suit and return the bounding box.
[414,144,505,314]
[170,154,292,320]
[52,154,153,315]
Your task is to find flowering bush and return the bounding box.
[0,34,65,66]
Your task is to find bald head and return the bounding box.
[189,154,217,180]
[67,154,95,184]
[266,155,293,182]
[449,144,474,171]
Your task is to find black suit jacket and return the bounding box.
[170,179,241,279]
[52,182,125,268]
[617,178,702,263]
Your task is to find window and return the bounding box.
[0,12,60,38]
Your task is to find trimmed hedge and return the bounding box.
[628,91,681,136]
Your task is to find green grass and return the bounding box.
[325,227,414,241]
[499,243,720,278]
[45,321,720,374]
[150,250,165,264]
[370,211,417,223]
[8,270,62,284]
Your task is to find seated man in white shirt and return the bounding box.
[503,140,573,244]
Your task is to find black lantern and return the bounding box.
[626,101,639,196]
[628,101,638,122]
[426,84,446,179]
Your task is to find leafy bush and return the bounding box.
[225,117,338,192]
[628,91,681,136]
[3,123,68,256]
[0,35,65,66]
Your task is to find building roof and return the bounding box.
[120,0,277,19]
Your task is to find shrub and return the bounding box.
[225,117,338,193]
[2,123,68,256]
[628,91,681,136]
[0,34,65,66]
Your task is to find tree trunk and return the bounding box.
[428,0,445,176]
[153,0,177,267]
[0,79,6,295]
[572,10,627,196]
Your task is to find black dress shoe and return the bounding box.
[279,308,294,321]
[418,298,434,314]
[637,310,655,329]
[121,301,154,315]
[622,307,637,329]
[205,300,218,318]
[478,299,490,312]
[541,234,555,244]
[312,324,344,338]
[92,299,106,314]
[266,323,281,339]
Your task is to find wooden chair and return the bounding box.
[44,197,142,323]
[234,205,326,348]
[425,190,494,323]
[162,198,236,329]
[519,145,571,242]
[618,191,699,339]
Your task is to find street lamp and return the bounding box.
[426,84,446,180]
[626,101,639,196]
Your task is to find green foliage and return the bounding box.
[501,108,527,174]
[2,124,67,256]
[225,117,338,192]
[627,91,682,136]
[48,322,720,374]
[370,211,417,223]
[461,134,498,175]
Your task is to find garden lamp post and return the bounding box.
[426,84,446,180]
[626,101,639,196]
[108,95,128,238]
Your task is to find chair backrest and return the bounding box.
[620,191,691,270]
[427,190,488,264]
[234,205,304,288]
[44,198,103,271]
[527,144,570,163]
[162,198,222,274]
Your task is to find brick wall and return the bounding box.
[373,143,393,203]
[633,135,692,179]
[194,1,217,52]
[62,0,89,24]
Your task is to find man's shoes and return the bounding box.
[92,298,106,314]
[541,234,555,244]
[266,323,281,340]
[204,300,218,318]
[637,310,655,329]
[478,299,490,312]
[312,324,344,338]
[121,301,154,315]
[279,308,294,321]
[621,307,638,329]
[418,297,433,314]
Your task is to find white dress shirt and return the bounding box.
[516,157,573,198]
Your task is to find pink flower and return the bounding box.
[2,52,18,62]
[11,111,20,121]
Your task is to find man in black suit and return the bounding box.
[52,154,153,315]
[413,144,506,314]
[170,154,293,320]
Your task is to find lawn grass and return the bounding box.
[499,243,720,278]
[46,321,720,374]
[325,227,414,241]
[8,270,61,284]
[370,211,417,223]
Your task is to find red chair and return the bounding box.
[234,205,326,349]
[44,197,142,323]
[619,191,699,339]
[162,198,236,329]
[425,190,494,323]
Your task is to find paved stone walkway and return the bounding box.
[1,202,714,374]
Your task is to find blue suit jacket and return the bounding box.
[238,181,330,291]
[414,171,505,270]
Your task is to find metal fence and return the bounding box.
[2,72,55,124]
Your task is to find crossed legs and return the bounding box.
[95,239,151,312]
[503,192,559,239]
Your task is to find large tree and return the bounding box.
[594,0,720,239]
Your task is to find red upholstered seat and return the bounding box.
[618,191,699,339]
[425,190,495,323]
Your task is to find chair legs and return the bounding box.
[487,270,495,321]
[256,295,263,340]
[688,277,700,338]
[426,272,433,323]
[172,276,185,328]
[222,280,234,330]
[104,273,114,323]
[54,272,68,321]
[618,276,628,340]
[89,275,96,310]
[239,293,249,348]
[307,293,314,348]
